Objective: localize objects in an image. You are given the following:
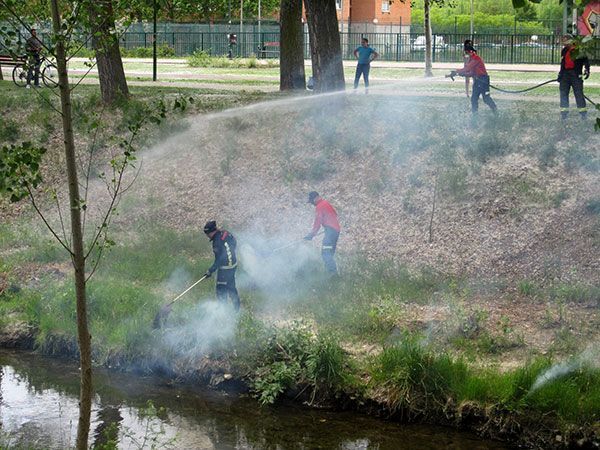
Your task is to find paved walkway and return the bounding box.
[83,57,563,73]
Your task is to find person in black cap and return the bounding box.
[304,191,341,274]
[203,220,240,311]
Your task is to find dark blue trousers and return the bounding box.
[354,63,371,88]
[322,227,339,274]
[471,75,497,113]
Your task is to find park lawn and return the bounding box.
[0,81,599,445]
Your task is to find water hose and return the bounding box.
[584,94,598,107]
[489,78,598,107]
[489,78,558,94]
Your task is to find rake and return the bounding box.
[152,274,209,329]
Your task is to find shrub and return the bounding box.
[245,322,352,405]
[187,50,274,68]
[120,45,176,58]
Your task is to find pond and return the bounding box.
[0,350,510,449]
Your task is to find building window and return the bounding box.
[336,0,342,10]
[381,0,390,12]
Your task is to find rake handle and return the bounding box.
[167,274,208,306]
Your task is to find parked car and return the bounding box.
[411,35,447,52]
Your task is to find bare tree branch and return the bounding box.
[27,186,73,255]
[51,187,71,248]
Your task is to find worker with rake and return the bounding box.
[204,220,241,311]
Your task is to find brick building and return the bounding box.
[335,0,411,33]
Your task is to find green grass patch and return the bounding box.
[368,335,600,423]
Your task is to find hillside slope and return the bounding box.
[119,93,600,286]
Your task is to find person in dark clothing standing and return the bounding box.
[450,43,497,114]
[203,220,240,311]
[25,28,43,88]
[353,38,379,92]
[304,191,340,275]
[558,34,590,120]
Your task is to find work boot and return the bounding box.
[560,112,568,121]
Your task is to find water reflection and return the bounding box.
[0,350,509,449]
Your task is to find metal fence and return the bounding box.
[8,29,597,64]
[119,31,573,65]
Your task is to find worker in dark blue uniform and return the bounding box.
[558,34,590,120]
[203,220,240,311]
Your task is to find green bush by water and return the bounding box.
[368,337,600,423]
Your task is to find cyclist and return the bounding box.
[26,28,43,88]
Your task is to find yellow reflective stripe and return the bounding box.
[217,281,227,285]
[220,263,237,270]
[224,242,233,266]
[577,107,588,112]
[560,107,569,112]
[322,246,334,249]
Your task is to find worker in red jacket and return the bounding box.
[449,43,497,114]
[304,191,340,274]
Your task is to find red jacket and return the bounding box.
[457,51,488,78]
[311,199,340,234]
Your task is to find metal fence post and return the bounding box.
[510,34,514,64]
[551,31,555,65]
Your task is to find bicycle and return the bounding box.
[12,56,58,88]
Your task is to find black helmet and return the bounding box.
[307,191,319,204]
[203,220,217,234]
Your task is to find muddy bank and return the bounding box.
[1,323,597,449]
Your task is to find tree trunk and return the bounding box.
[280,0,306,90]
[304,0,345,92]
[424,0,433,77]
[49,1,93,449]
[90,0,129,104]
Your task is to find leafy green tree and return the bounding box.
[280,0,305,90]
[516,1,538,20]
[88,0,130,104]
[304,0,345,91]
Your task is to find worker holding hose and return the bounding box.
[448,43,497,114]
[558,34,590,120]
[203,221,241,311]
